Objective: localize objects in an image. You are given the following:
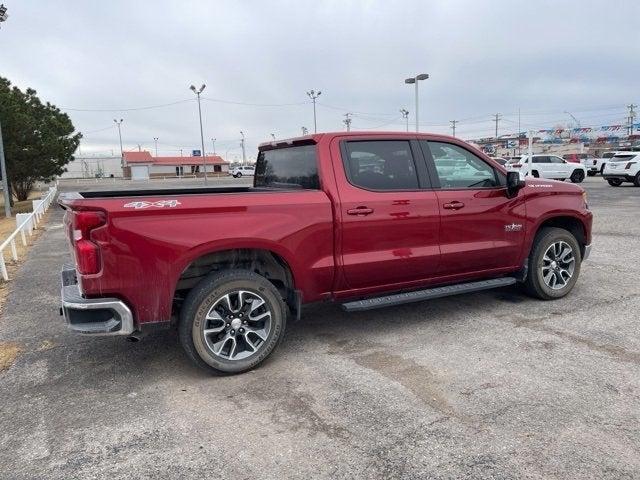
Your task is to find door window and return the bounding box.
[343,141,419,190]
[425,141,500,189]
[549,156,565,164]
[532,156,549,164]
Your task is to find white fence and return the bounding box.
[0,186,57,281]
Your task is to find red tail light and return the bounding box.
[72,210,106,275]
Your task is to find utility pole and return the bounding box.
[271,133,276,141]
[450,120,458,137]
[404,73,429,132]
[400,109,409,132]
[301,126,308,136]
[211,138,216,155]
[0,120,12,217]
[114,119,124,167]
[343,113,352,132]
[189,84,208,184]
[153,137,158,157]
[240,131,246,166]
[627,104,637,136]
[306,90,321,133]
[493,113,502,139]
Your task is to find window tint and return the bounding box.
[426,141,499,189]
[549,156,565,164]
[343,140,419,190]
[532,156,549,164]
[254,144,319,189]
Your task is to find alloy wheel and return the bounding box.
[541,241,575,290]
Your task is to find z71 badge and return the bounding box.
[123,200,181,209]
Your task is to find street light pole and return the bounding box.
[306,90,322,133]
[0,119,12,217]
[400,109,409,132]
[153,137,158,157]
[189,84,208,184]
[114,119,124,166]
[211,138,216,155]
[240,131,246,166]
[404,74,429,132]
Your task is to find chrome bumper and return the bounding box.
[583,244,592,261]
[60,265,135,335]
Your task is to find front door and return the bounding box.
[333,137,441,291]
[421,140,526,277]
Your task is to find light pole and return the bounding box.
[211,138,216,155]
[114,119,124,166]
[189,84,208,184]
[306,89,321,133]
[404,74,429,132]
[0,120,11,217]
[400,109,409,132]
[153,137,158,157]
[240,131,246,165]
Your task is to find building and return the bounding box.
[60,156,124,179]
[122,151,229,180]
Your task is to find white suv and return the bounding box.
[230,165,255,178]
[602,152,640,187]
[506,154,587,183]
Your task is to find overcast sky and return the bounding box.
[1,0,639,160]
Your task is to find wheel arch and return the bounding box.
[171,244,300,318]
[530,215,588,258]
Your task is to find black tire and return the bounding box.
[236,172,243,178]
[570,170,585,183]
[523,227,582,300]
[179,269,288,375]
[559,178,566,182]
[607,179,622,187]
[587,171,596,177]
[531,170,539,178]
[634,172,640,187]
[600,164,605,175]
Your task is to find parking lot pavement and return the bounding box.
[1,176,639,479]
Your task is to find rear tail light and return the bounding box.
[625,162,636,170]
[72,210,106,275]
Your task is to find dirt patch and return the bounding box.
[0,341,22,371]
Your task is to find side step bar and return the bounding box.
[341,277,516,312]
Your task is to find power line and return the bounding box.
[61,99,194,112]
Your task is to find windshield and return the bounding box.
[254,144,319,189]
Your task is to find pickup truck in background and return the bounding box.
[59,132,593,374]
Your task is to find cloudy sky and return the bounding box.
[1,0,639,160]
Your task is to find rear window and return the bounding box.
[612,154,637,161]
[602,152,615,159]
[254,144,319,189]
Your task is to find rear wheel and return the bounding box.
[524,227,581,300]
[570,170,585,183]
[179,270,287,374]
[607,179,623,187]
[531,170,539,178]
[634,172,640,187]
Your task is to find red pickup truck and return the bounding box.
[59,132,592,374]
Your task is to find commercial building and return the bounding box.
[122,151,229,180]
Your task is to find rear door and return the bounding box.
[531,156,552,178]
[332,137,441,290]
[421,140,526,276]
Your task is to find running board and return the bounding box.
[341,277,517,312]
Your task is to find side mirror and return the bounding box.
[506,171,525,198]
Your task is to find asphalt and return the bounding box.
[0,176,639,479]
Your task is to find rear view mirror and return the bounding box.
[506,171,525,198]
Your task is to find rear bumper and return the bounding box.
[603,174,634,181]
[60,265,135,335]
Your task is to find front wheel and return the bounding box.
[634,172,640,187]
[179,270,287,375]
[523,227,582,300]
[570,170,585,183]
[607,179,623,187]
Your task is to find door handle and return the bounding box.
[347,206,374,216]
[443,201,465,210]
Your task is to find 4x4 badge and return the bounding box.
[123,200,181,209]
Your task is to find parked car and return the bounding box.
[231,165,255,178]
[583,151,615,176]
[506,154,587,183]
[59,132,592,374]
[602,151,640,187]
